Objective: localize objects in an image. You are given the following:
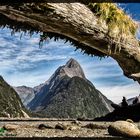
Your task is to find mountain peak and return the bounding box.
[31,58,86,98]
[62,58,86,79]
[27,58,113,117]
[65,58,80,68]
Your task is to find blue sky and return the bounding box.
[0,3,140,103]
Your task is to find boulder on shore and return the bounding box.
[108,121,140,138]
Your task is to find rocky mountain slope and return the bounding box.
[14,86,36,107]
[0,76,29,118]
[24,58,113,118]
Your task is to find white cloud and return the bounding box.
[77,57,125,84]
[44,39,72,49]
[0,29,73,71]
[98,82,140,103]
[5,72,50,87]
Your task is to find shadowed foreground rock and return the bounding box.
[108,121,140,138]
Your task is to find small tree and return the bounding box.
[121,96,128,107]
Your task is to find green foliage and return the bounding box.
[0,128,6,136]
[0,128,5,133]
[0,127,17,136]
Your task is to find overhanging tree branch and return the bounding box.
[0,2,140,83]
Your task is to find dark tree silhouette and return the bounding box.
[121,97,128,107]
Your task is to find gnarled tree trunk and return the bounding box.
[0,2,140,83]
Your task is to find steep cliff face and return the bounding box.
[27,58,113,118]
[0,76,29,118]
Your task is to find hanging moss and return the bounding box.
[39,32,107,58]
[0,14,40,34]
[88,3,137,37]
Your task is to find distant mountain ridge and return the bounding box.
[14,86,36,107]
[0,76,29,118]
[127,95,140,105]
[16,58,113,118]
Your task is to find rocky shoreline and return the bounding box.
[0,119,139,139]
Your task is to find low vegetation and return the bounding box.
[0,128,5,136]
[88,3,137,37]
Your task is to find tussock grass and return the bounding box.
[88,3,138,37]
